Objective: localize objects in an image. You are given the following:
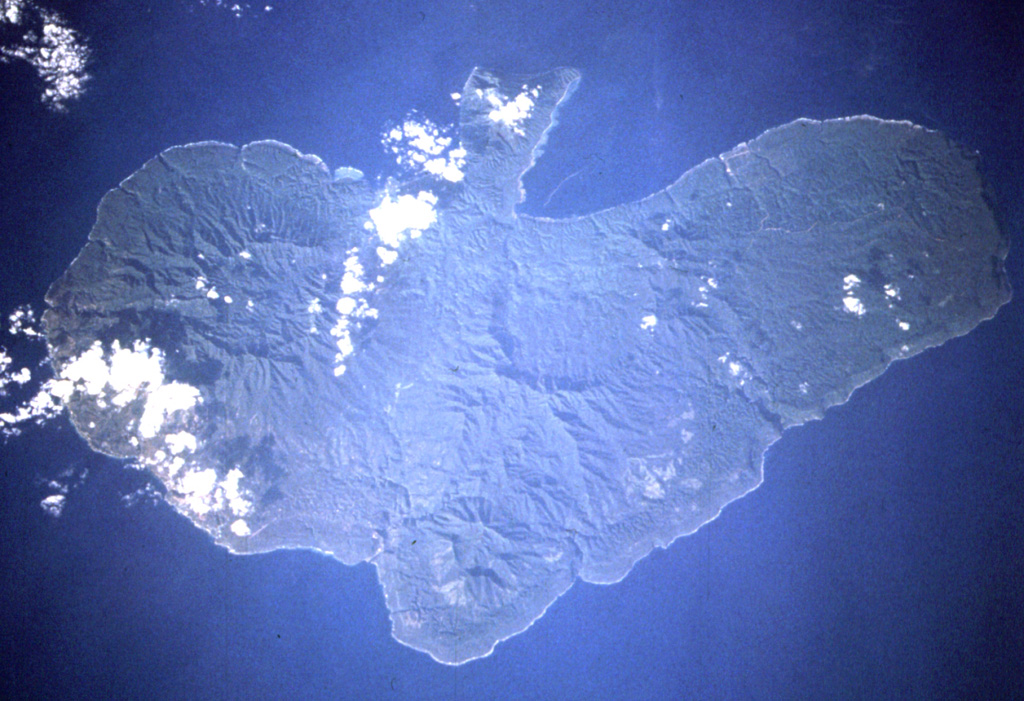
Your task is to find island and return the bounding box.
[42,67,1011,664]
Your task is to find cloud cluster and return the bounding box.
[0,0,90,111]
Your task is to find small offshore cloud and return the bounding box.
[193,1,274,18]
[0,0,90,112]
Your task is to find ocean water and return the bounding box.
[1,1,1021,698]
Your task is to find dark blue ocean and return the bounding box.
[1,1,1021,698]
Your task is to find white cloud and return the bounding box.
[106,341,166,406]
[368,191,438,251]
[121,482,161,508]
[842,296,866,316]
[340,254,367,295]
[483,86,537,136]
[383,115,466,183]
[40,493,66,517]
[0,349,33,395]
[58,341,111,395]
[335,297,356,316]
[221,467,252,515]
[0,2,90,111]
[400,121,450,155]
[334,334,353,358]
[4,1,24,24]
[195,0,265,17]
[178,468,218,515]
[165,430,197,455]
[161,461,254,523]
[7,305,40,337]
[376,246,398,266]
[324,265,380,377]
[138,381,202,438]
[51,339,202,439]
